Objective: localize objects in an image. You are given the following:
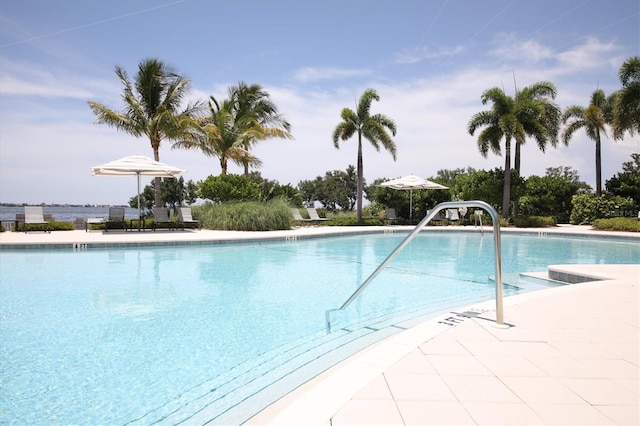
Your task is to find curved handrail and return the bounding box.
[325,200,504,332]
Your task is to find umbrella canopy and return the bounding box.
[91,155,185,229]
[378,174,448,222]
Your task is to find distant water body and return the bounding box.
[0,206,139,222]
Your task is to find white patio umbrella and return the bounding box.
[378,174,448,223]
[91,155,185,230]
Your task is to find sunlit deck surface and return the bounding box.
[1,225,638,425]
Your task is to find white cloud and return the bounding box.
[292,67,372,83]
[394,44,465,64]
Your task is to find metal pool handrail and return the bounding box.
[325,200,504,332]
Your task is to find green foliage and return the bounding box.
[161,176,186,208]
[605,153,640,207]
[192,199,291,231]
[15,221,75,232]
[298,165,357,211]
[198,174,261,203]
[519,166,591,223]
[327,217,384,226]
[454,168,524,215]
[570,194,637,224]
[247,172,303,205]
[592,217,639,232]
[129,177,199,215]
[513,216,557,228]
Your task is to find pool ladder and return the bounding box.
[325,200,505,332]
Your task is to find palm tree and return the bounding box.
[174,83,292,176]
[88,58,202,207]
[229,82,293,174]
[173,95,255,175]
[332,88,397,221]
[561,89,612,195]
[468,82,560,217]
[612,56,640,140]
[513,82,561,173]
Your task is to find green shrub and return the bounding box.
[198,174,261,203]
[192,199,292,231]
[592,217,639,232]
[14,221,75,232]
[513,216,557,228]
[570,194,637,224]
[327,217,384,226]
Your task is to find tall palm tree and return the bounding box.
[229,82,293,175]
[332,88,397,221]
[468,87,520,217]
[612,56,640,140]
[468,82,560,217]
[561,89,612,195]
[513,82,561,173]
[173,96,257,175]
[88,58,202,207]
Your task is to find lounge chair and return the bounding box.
[291,208,312,222]
[105,207,127,231]
[385,208,397,220]
[306,207,328,221]
[427,209,445,226]
[22,206,51,233]
[152,207,174,231]
[474,210,484,227]
[446,208,460,225]
[385,208,398,224]
[178,207,201,230]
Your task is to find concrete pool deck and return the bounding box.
[1,225,638,425]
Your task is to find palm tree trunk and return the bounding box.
[513,141,521,217]
[220,157,228,175]
[502,138,512,218]
[152,142,162,208]
[356,134,364,221]
[595,133,602,195]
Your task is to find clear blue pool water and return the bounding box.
[1,232,638,425]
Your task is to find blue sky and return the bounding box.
[1,0,638,205]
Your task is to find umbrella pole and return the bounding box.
[137,173,141,231]
[410,189,413,224]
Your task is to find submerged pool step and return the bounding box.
[134,325,385,425]
[490,272,566,291]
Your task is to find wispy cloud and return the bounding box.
[394,45,465,64]
[0,59,120,99]
[292,67,372,83]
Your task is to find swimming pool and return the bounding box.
[1,231,638,425]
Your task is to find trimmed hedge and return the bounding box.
[513,216,557,228]
[570,194,637,224]
[592,217,639,232]
[326,217,383,226]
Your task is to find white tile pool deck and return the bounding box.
[1,225,638,425]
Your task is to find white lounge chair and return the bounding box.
[291,208,312,222]
[178,207,201,230]
[446,208,460,224]
[22,206,51,233]
[306,207,328,221]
